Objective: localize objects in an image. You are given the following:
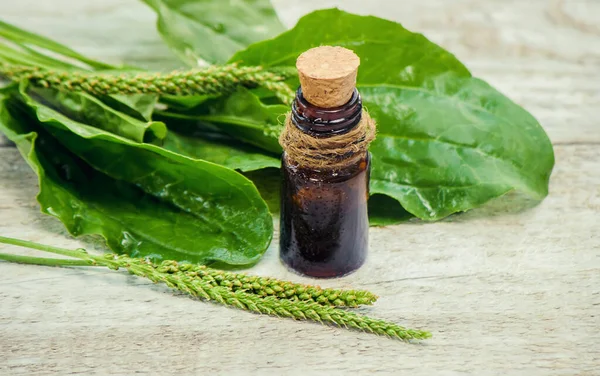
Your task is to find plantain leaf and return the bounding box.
[0,21,160,133]
[367,194,413,226]
[165,88,286,153]
[242,168,281,214]
[0,20,114,70]
[163,130,280,172]
[103,94,159,122]
[0,42,79,70]
[31,88,166,144]
[0,86,273,266]
[225,8,554,220]
[140,0,285,65]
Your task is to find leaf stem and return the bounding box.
[0,235,88,259]
[0,236,431,341]
[0,252,93,267]
[0,236,377,307]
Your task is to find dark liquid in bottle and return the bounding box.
[280,153,370,278]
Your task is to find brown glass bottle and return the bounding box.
[280,87,370,278]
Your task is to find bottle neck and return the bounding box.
[291,86,362,138]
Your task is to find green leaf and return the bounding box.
[230,9,470,83]
[367,194,413,226]
[0,42,80,70]
[167,88,286,153]
[242,168,281,214]
[361,75,554,219]
[0,88,273,266]
[104,94,159,122]
[141,0,285,65]
[161,94,213,110]
[0,21,161,133]
[227,9,554,220]
[0,20,114,70]
[163,130,280,172]
[30,88,166,144]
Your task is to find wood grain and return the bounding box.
[1,144,598,375]
[1,0,599,375]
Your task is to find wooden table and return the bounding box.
[1,0,599,374]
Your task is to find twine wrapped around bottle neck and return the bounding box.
[279,110,376,170]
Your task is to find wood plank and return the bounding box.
[0,144,598,375]
[1,0,599,374]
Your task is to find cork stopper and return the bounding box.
[296,46,360,108]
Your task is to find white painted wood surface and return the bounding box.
[1,0,599,375]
